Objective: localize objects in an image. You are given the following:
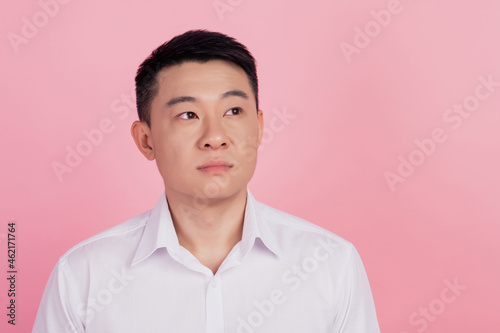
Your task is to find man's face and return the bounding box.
[134,59,263,204]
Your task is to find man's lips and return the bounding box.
[197,160,234,172]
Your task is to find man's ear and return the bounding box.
[131,120,155,161]
[257,109,264,147]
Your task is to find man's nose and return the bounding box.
[198,116,229,150]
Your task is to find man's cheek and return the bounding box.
[240,139,258,163]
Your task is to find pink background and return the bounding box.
[1,0,499,331]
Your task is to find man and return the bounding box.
[33,29,380,332]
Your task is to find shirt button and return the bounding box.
[210,280,217,288]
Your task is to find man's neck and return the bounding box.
[165,186,247,274]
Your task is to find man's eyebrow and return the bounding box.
[220,89,249,100]
[166,96,196,107]
[166,89,249,108]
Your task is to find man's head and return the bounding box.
[135,29,259,128]
[131,30,264,205]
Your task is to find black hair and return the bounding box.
[135,29,259,127]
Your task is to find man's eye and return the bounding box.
[225,107,243,116]
[178,112,198,119]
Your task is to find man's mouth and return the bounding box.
[197,160,233,173]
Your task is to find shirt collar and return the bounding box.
[131,187,282,266]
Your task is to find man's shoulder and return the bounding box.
[256,200,354,253]
[58,209,151,266]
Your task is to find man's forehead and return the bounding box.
[157,59,244,78]
[154,60,251,97]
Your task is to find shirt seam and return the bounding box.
[58,256,84,332]
[333,243,355,330]
[263,214,348,247]
[257,202,341,236]
[62,218,148,259]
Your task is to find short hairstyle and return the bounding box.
[135,29,259,127]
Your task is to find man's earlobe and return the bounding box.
[131,121,155,161]
[257,109,264,146]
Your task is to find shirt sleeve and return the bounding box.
[332,244,381,333]
[32,258,85,333]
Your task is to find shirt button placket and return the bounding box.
[206,275,224,333]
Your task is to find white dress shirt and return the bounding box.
[33,187,380,332]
